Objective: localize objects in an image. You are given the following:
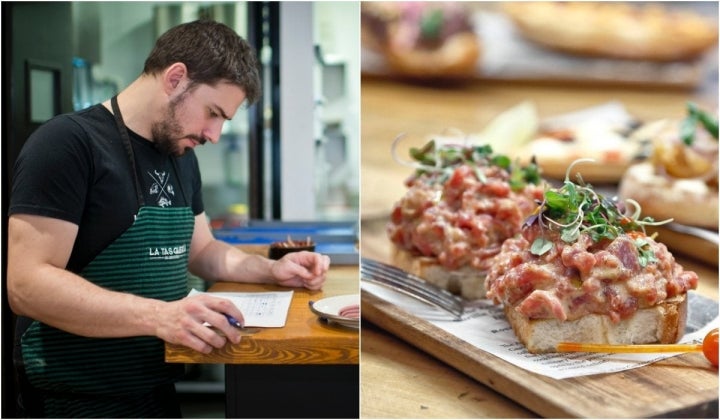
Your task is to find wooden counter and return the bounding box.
[360,77,718,418]
[165,265,359,365]
[165,248,359,418]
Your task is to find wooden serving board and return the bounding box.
[361,291,718,418]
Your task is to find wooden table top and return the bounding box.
[360,76,718,418]
[165,247,359,365]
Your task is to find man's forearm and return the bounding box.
[8,264,164,338]
[188,239,276,284]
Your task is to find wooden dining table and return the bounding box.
[165,246,359,419]
[360,76,719,418]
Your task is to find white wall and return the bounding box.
[92,3,155,90]
[314,1,360,205]
[279,2,316,220]
[313,1,361,218]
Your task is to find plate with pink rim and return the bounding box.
[309,294,360,329]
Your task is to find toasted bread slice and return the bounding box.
[504,294,688,353]
[619,162,718,229]
[384,33,481,79]
[391,245,487,300]
[502,2,718,62]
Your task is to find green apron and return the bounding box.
[19,97,195,417]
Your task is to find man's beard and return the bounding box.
[151,97,207,156]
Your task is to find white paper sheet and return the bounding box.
[188,289,294,328]
[362,282,718,379]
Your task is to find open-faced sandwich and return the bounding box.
[387,137,546,299]
[515,102,645,183]
[619,102,718,229]
[485,160,699,353]
[501,2,718,62]
[361,1,481,79]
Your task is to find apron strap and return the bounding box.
[111,96,145,208]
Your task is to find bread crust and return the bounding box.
[523,151,631,183]
[619,162,718,229]
[502,2,718,62]
[361,2,481,78]
[391,245,487,300]
[384,33,481,78]
[504,294,688,353]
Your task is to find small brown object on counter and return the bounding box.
[268,236,315,260]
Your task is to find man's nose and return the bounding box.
[204,121,225,144]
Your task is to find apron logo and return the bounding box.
[148,244,187,260]
[147,170,175,208]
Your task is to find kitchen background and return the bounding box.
[2,2,359,417]
[77,1,360,222]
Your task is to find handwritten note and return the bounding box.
[362,282,718,379]
[188,289,294,328]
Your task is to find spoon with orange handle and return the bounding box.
[556,328,719,367]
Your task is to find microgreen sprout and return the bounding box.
[391,134,541,191]
[681,102,718,145]
[526,159,673,267]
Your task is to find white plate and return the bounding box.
[309,294,360,329]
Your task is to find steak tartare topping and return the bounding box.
[485,160,698,322]
[387,138,545,272]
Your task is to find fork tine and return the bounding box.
[361,269,465,320]
[361,257,465,319]
[361,263,460,309]
[361,268,456,308]
[362,274,465,319]
[361,258,459,302]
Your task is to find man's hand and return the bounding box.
[156,294,245,354]
[271,251,331,290]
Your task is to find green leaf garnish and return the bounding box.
[394,137,541,191]
[634,238,658,267]
[681,102,718,145]
[526,159,672,267]
[492,155,511,169]
[530,237,553,255]
[420,9,444,40]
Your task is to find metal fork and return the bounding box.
[360,257,465,320]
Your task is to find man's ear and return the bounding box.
[163,63,188,95]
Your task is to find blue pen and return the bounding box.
[224,314,244,328]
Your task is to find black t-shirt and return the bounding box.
[9,104,204,273]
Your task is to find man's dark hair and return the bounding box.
[143,19,261,105]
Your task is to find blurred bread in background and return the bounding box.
[502,2,718,62]
[361,2,481,79]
